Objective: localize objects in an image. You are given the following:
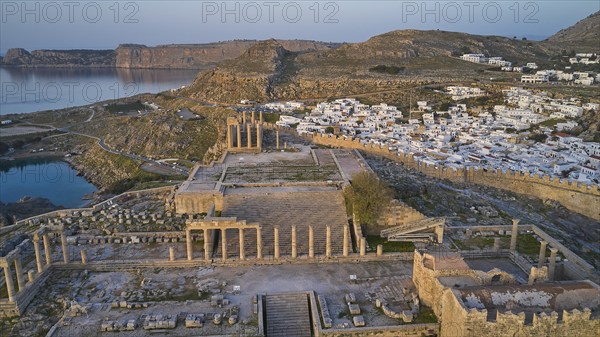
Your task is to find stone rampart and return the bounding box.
[286,130,600,220]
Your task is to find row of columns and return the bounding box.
[33,230,70,272]
[226,123,263,150]
[1,255,24,303]
[2,231,87,304]
[509,219,560,281]
[185,224,353,262]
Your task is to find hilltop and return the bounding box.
[183,29,562,103]
[546,11,600,52]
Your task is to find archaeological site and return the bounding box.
[1,113,598,337]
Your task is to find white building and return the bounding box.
[461,54,488,63]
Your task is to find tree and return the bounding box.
[325,126,335,134]
[528,133,548,143]
[344,171,393,227]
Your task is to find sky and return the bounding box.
[1,1,599,54]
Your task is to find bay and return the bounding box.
[0,67,198,115]
[0,157,97,209]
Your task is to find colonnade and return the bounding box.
[185,222,353,262]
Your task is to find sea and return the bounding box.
[0,66,198,208]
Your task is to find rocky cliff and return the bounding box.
[1,40,339,69]
[115,40,337,69]
[1,48,115,67]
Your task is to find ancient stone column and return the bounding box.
[548,248,558,280]
[360,237,366,256]
[243,111,247,125]
[236,125,242,149]
[169,247,175,261]
[3,264,15,303]
[42,233,52,265]
[251,111,255,125]
[325,225,331,257]
[226,125,232,148]
[28,270,34,283]
[33,234,43,273]
[276,129,280,150]
[291,225,297,258]
[509,219,520,253]
[343,224,349,257]
[221,228,228,262]
[308,225,315,258]
[377,245,383,257]
[538,241,548,268]
[80,249,88,265]
[274,226,280,259]
[493,237,501,252]
[204,228,211,261]
[257,226,263,259]
[259,111,264,124]
[247,124,253,148]
[60,231,69,263]
[14,257,24,292]
[256,124,262,150]
[186,229,193,261]
[239,228,245,261]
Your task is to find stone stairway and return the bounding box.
[265,293,312,337]
[217,190,348,259]
[377,199,426,227]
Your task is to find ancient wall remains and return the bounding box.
[413,251,600,337]
[297,131,600,220]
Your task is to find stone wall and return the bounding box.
[293,131,600,221]
[174,191,223,214]
[318,325,438,337]
[441,289,600,337]
[413,250,600,337]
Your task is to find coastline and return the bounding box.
[0,154,101,224]
[0,64,208,70]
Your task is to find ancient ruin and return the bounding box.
[0,121,598,337]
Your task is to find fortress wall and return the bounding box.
[412,251,449,316]
[413,249,600,337]
[444,307,600,337]
[296,131,600,220]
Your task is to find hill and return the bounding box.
[184,29,561,103]
[1,40,340,69]
[546,11,600,52]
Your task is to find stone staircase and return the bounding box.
[377,199,426,227]
[380,217,445,243]
[265,293,312,337]
[217,190,348,258]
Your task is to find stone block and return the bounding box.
[348,303,361,315]
[345,293,356,303]
[352,315,365,327]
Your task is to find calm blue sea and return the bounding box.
[0,158,97,208]
[0,66,198,115]
[0,66,198,206]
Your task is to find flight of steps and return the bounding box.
[265,293,312,337]
[217,190,347,258]
[377,199,426,227]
